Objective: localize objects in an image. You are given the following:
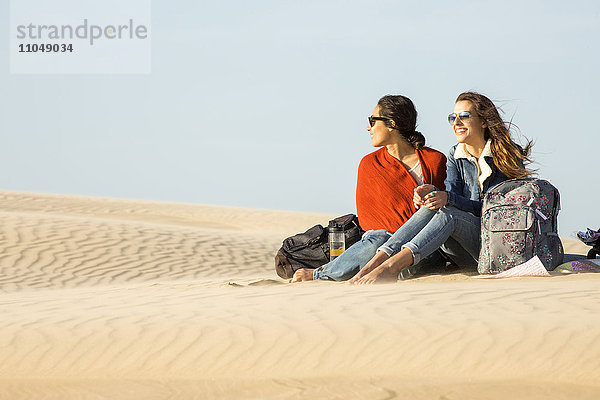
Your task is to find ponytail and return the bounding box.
[403,130,425,149]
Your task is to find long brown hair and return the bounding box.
[456,92,534,178]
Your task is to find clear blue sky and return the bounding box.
[1,0,599,236]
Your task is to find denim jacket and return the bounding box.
[444,140,510,217]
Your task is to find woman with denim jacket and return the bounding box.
[349,92,534,284]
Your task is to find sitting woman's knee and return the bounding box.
[434,205,456,222]
[362,231,390,247]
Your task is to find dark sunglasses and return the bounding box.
[447,111,472,125]
[368,116,392,127]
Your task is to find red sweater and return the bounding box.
[356,147,446,232]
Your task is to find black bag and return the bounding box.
[275,214,364,279]
[577,228,600,259]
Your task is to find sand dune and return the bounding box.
[0,190,599,399]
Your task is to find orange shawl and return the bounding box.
[356,147,447,232]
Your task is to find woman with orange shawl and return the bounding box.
[292,95,447,282]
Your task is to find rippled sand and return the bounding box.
[0,190,598,399]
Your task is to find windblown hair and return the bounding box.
[456,92,534,178]
[377,95,426,149]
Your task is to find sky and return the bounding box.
[1,0,599,237]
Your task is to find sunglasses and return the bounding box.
[447,111,472,125]
[368,116,392,127]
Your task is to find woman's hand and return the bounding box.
[413,184,436,207]
[422,190,448,210]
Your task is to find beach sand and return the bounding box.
[0,190,599,399]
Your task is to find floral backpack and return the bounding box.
[478,178,564,274]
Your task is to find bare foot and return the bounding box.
[353,264,399,284]
[352,248,414,284]
[348,251,390,284]
[291,268,314,282]
[348,264,377,284]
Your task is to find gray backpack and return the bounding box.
[478,178,563,274]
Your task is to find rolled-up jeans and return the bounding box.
[313,230,391,281]
[314,229,445,281]
[378,205,480,268]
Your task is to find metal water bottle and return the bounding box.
[328,221,345,261]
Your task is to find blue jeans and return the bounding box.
[314,229,446,281]
[379,206,480,267]
[313,230,392,281]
